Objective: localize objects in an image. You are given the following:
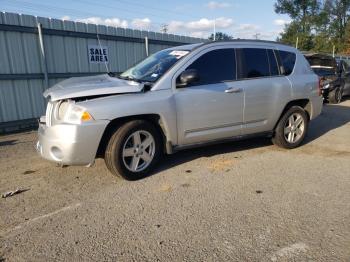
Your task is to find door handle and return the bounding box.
[225,87,243,93]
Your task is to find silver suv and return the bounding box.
[37,40,323,180]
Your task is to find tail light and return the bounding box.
[318,77,322,96]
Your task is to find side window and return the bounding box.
[279,50,296,75]
[185,48,236,85]
[267,49,280,76]
[239,48,270,79]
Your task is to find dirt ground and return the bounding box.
[1,100,350,262]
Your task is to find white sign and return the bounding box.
[169,50,189,58]
[88,45,108,63]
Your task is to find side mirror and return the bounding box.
[177,69,200,87]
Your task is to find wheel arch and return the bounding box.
[274,99,311,130]
[96,114,168,158]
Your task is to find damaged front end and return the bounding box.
[44,74,145,102]
[36,96,109,166]
[36,73,146,167]
[319,75,341,99]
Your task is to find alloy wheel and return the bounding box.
[336,89,342,103]
[284,113,305,144]
[122,130,156,172]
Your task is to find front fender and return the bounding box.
[77,90,178,145]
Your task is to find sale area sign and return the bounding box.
[88,45,109,63]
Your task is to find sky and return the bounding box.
[0,0,292,40]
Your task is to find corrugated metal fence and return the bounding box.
[0,12,203,133]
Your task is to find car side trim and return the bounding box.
[184,122,243,135]
[173,131,273,152]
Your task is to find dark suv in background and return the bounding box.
[304,53,350,103]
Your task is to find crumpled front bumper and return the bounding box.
[36,120,109,166]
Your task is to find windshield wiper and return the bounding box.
[108,72,117,77]
[117,75,142,83]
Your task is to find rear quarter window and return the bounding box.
[279,50,296,75]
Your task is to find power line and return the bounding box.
[73,0,192,23]
[109,0,199,20]
[1,0,220,37]
[3,0,202,26]
[2,0,166,27]
[2,0,208,34]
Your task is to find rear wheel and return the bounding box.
[329,87,343,104]
[104,120,162,180]
[272,106,309,149]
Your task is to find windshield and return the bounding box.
[120,49,190,83]
[311,68,336,77]
[305,56,337,76]
[306,57,336,68]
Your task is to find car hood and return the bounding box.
[44,74,144,101]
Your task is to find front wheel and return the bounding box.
[272,106,309,149]
[104,120,162,180]
[329,87,343,104]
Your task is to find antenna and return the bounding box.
[97,33,110,74]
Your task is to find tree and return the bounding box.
[208,32,233,41]
[343,20,350,54]
[326,0,350,37]
[275,0,321,33]
[275,0,350,54]
[278,21,314,50]
[313,32,332,53]
[275,0,322,51]
[324,0,350,52]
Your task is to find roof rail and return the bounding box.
[199,39,293,48]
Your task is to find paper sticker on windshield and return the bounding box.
[151,73,158,78]
[170,50,189,59]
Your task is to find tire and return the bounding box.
[104,120,162,180]
[328,87,343,104]
[272,106,309,149]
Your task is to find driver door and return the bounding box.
[174,48,244,145]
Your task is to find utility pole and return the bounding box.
[160,24,168,33]
[213,19,216,41]
[295,37,299,49]
[37,23,49,89]
[253,33,260,40]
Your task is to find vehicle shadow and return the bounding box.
[0,139,18,147]
[152,102,350,177]
[154,137,271,174]
[304,103,350,144]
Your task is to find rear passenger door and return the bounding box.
[233,48,292,134]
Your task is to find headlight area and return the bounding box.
[57,100,70,120]
[323,83,331,89]
[55,100,94,124]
